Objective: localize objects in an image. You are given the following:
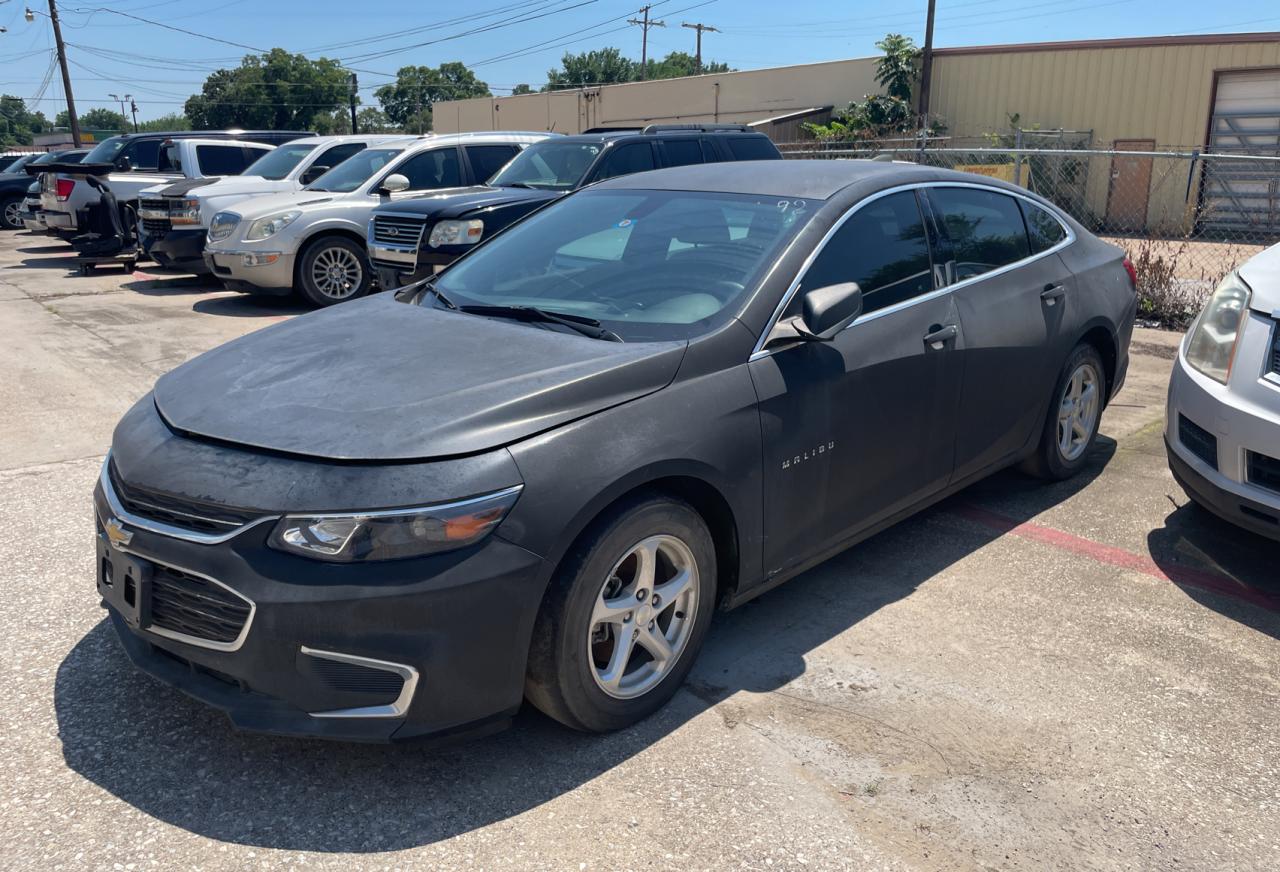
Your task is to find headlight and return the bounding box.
[267,486,521,562]
[245,210,301,241]
[208,211,239,242]
[171,197,202,226]
[1184,272,1252,384]
[428,218,484,248]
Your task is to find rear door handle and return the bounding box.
[923,324,958,349]
[1041,284,1066,306]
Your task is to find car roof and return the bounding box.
[394,131,552,153]
[591,158,1005,200]
[287,134,418,147]
[109,130,313,140]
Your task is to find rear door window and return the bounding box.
[659,138,707,168]
[1020,200,1068,253]
[797,191,934,316]
[465,144,521,182]
[196,144,255,176]
[591,142,656,182]
[723,136,780,161]
[393,147,463,191]
[927,187,1032,280]
[313,142,366,172]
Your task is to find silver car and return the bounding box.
[204,132,552,307]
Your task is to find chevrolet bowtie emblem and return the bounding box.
[104,517,133,549]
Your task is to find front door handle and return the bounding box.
[1041,284,1066,306]
[923,324,958,349]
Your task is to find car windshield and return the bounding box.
[82,136,128,164]
[430,189,817,341]
[243,142,317,180]
[305,147,402,193]
[2,154,39,173]
[489,141,601,190]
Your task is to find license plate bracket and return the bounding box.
[97,533,154,629]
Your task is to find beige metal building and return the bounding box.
[434,32,1280,235]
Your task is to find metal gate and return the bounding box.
[1202,69,1280,236]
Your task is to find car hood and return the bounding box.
[1239,244,1280,313]
[383,185,560,219]
[225,188,342,220]
[152,295,687,461]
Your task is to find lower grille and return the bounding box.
[1178,414,1218,470]
[149,565,251,645]
[1247,451,1280,497]
[299,656,404,701]
[1269,321,1280,375]
[110,461,262,534]
[142,217,171,236]
[371,214,426,246]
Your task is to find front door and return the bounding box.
[750,190,963,577]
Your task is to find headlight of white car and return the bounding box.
[170,197,202,226]
[267,486,522,562]
[428,218,484,248]
[208,211,239,242]
[245,210,301,242]
[1184,272,1252,385]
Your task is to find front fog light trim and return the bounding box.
[268,485,523,562]
[300,647,420,718]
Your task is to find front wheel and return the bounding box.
[0,196,23,230]
[1024,342,1106,480]
[525,495,717,732]
[297,235,371,307]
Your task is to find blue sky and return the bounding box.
[1,0,1277,121]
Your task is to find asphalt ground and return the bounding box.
[0,231,1276,871]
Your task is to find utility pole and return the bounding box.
[108,92,132,130]
[627,5,665,80]
[348,72,358,134]
[917,0,936,126]
[129,97,139,132]
[681,22,718,74]
[34,1,81,146]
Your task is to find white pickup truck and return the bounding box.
[39,130,309,238]
[137,134,413,272]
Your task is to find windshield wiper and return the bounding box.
[458,304,622,342]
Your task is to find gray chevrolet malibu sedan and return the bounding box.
[96,160,1136,742]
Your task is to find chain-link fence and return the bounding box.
[776,141,1280,327]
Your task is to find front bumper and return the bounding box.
[1165,353,1280,541]
[204,247,296,294]
[94,466,548,742]
[147,228,210,272]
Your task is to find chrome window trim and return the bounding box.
[100,457,277,546]
[99,525,258,653]
[300,647,420,718]
[748,180,1076,362]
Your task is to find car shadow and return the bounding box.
[121,274,224,296]
[1147,500,1280,639]
[55,441,1115,853]
[191,294,310,318]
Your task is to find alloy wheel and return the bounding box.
[2,201,21,229]
[1057,361,1100,462]
[588,534,700,700]
[309,246,363,300]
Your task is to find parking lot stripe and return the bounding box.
[951,503,1280,612]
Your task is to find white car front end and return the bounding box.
[1165,246,1280,541]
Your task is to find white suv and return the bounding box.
[1166,243,1280,541]
[137,134,413,272]
[205,132,551,307]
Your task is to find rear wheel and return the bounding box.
[1,196,23,230]
[525,495,717,732]
[297,235,371,307]
[1024,342,1106,480]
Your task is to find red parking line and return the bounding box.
[950,503,1280,612]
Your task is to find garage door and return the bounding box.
[1202,69,1280,237]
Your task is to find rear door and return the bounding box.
[586,142,657,183]
[463,144,521,184]
[923,185,1076,482]
[750,190,963,574]
[657,137,710,168]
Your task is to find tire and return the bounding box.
[1023,342,1106,480]
[525,494,717,732]
[0,196,23,230]
[296,235,372,307]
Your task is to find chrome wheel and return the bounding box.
[588,535,700,700]
[1057,361,1100,462]
[2,200,21,229]
[309,246,363,300]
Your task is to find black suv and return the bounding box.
[366,124,781,288]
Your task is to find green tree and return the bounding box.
[57,108,126,131]
[874,33,919,101]
[645,51,731,80]
[0,96,50,147]
[374,62,488,127]
[312,106,398,135]
[511,83,534,95]
[137,113,192,132]
[544,48,637,90]
[184,49,351,131]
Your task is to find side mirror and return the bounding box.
[800,282,863,340]
[300,165,330,185]
[378,173,410,196]
[114,156,133,172]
